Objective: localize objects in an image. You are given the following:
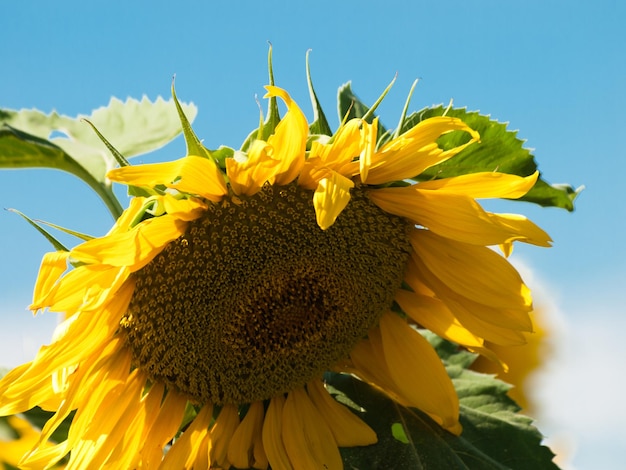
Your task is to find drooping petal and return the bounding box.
[31,251,70,314]
[209,404,239,469]
[415,171,538,199]
[410,251,529,345]
[394,288,485,349]
[378,313,461,434]
[107,156,228,201]
[67,369,147,469]
[369,186,540,246]
[0,281,133,417]
[306,379,377,446]
[347,334,409,408]
[70,214,187,271]
[282,388,342,470]
[365,117,480,185]
[312,171,354,230]
[262,395,292,470]
[228,401,268,469]
[140,388,188,469]
[159,404,213,469]
[30,264,130,315]
[411,230,533,311]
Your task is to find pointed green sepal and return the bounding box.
[306,50,332,136]
[7,208,69,251]
[81,118,129,167]
[393,79,419,140]
[171,78,212,160]
[29,219,94,242]
[240,44,282,151]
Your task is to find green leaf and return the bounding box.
[326,332,559,470]
[337,82,388,140]
[0,96,197,219]
[405,106,581,211]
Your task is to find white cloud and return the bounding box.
[510,256,626,470]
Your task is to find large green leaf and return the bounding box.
[327,332,559,470]
[335,85,580,211]
[407,107,580,211]
[0,97,197,218]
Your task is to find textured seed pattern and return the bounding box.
[121,183,412,404]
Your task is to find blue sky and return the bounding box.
[1,1,624,468]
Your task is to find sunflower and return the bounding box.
[0,83,551,469]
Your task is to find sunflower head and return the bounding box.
[0,59,553,469]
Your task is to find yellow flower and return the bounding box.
[0,85,550,469]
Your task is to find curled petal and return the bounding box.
[366,117,480,185]
[263,86,308,185]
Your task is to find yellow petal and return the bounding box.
[411,230,533,310]
[410,254,528,345]
[210,404,239,469]
[226,142,281,196]
[310,118,362,170]
[68,369,147,469]
[306,379,377,446]
[141,389,189,469]
[160,194,208,221]
[0,281,132,417]
[108,156,228,201]
[228,401,267,469]
[415,171,538,199]
[263,86,308,185]
[17,441,69,470]
[262,395,293,470]
[395,288,485,349]
[31,251,70,314]
[366,117,480,185]
[160,404,213,470]
[491,213,552,247]
[107,197,150,235]
[282,388,342,470]
[29,263,129,314]
[70,214,187,271]
[359,118,378,183]
[369,186,528,246]
[313,171,354,230]
[348,335,409,408]
[378,313,461,434]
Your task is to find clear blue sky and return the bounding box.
[1,1,624,468]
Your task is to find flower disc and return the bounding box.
[122,183,412,404]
